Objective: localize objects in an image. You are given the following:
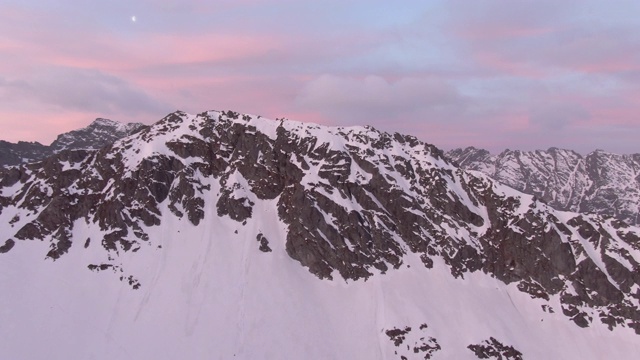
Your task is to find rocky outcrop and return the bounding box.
[50,118,145,153]
[1,110,639,335]
[467,337,523,359]
[385,324,441,359]
[0,140,50,168]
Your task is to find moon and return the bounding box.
[131,15,136,22]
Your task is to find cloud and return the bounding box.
[0,67,171,116]
[528,103,591,130]
[0,109,102,145]
[445,0,640,78]
[296,74,464,123]
[2,0,640,156]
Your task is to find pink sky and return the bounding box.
[2,0,640,154]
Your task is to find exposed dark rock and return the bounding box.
[125,275,141,290]
[50,118,146,153]
[88,264,113,272]
[46,227,73,260]
[217,192,253,222]
[413,337,441,359]
[0,239,15,253]
[386,327,411,347]
[468,337,523,359]
[0,140,49,168]
[386,324,441,359]
[257,234,272,252]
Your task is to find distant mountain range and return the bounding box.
[447,147,640,226]
[0,118,145,167]
[0,112,639,359]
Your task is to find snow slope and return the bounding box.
[3,204,639,359]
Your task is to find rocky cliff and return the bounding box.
[0,140,50,167]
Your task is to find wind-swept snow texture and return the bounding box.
[1,110,640,359]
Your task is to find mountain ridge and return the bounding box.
[446,146,640,226]
[1,110,639,359]
[0,117,145,168]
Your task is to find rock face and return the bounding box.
[385,324,441,359]
[0,118,145,168]
[0,140,50,167]
[1,110,640,338]
[467,337,523,360]
[447,147,640,226]
[49,118,146,153]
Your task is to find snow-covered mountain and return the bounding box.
[49,118,146,153]
[446,147,640,226]
[0,118,145,168]
[1,111,639,359]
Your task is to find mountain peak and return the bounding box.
[90,117,119,126]
[49,117,146,153]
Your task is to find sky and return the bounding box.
[2,0,640,154]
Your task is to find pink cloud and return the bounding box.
[20,32,282,73]
[471,51,548,78]
[124,33,280,67]
[572,59,639,74]
[455,24,554,41]
[0,4,284,74]
[276,110,330,125]
[589,107,639,126]
[0,109,100,144]
[296,74,461,115]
